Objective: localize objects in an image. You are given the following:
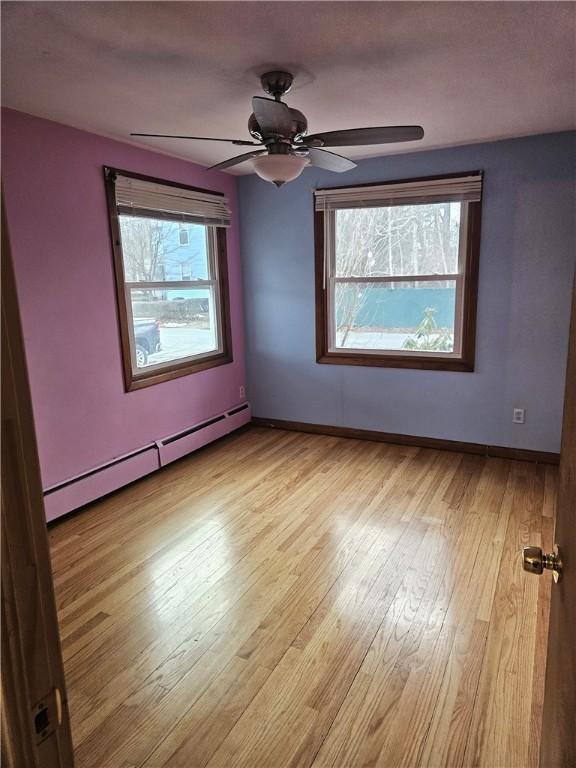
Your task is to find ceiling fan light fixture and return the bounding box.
[252,154,309,187]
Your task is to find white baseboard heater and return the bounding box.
[43,402,251,522]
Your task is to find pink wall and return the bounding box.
[2,108,246,490]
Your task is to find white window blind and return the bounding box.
[315,174,483,211]
[114,174,231,227]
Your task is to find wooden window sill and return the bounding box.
[127,351,233,391]
[317,352,474,372]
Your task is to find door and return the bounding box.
[1,199,75,767]
[539,278,576,767]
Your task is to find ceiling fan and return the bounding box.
[131,71,425,187]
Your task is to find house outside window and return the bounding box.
[105,168,233,391]
[314,172,483,371]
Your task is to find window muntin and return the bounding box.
[315,174,482,371]
[105,168,232,390]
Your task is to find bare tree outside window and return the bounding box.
[336,203,459,278]
[119,218,182,283]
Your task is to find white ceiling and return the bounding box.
[2,2,575,174]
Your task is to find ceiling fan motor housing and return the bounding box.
[248,108,308,144]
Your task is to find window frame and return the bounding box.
[104,167,233,392]
[314,172,482,372]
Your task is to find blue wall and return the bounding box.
[239,132,575,452]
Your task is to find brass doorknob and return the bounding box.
[522,544,563,583]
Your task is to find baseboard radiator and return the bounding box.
[44,402,251,522]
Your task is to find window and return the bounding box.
[104,168,233,391]
[179,224,189,245]
[314,172,482,371]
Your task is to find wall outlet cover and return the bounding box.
[513,408,526,424]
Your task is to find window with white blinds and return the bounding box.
[314,174,482,211]
[314,172,483,372]
[105,168,232,391]
[113,173,231,227]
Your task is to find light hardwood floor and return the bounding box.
[48,426,555,768]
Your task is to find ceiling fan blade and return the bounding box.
[298,147,356,173]
[303,125,425,148]
[130,133,259,146]
[208,149,267,171]
[252,97,293,136]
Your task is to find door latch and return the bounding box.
[32,688,62,744]
[522,544,563,583]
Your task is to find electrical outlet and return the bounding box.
[513,408,525,424]
[239,385,245,400]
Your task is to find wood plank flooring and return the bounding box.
[48,426,554,768]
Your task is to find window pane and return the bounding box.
[130,287,219,370]
[335,203,461,277]
[334,280,457,353]
[119,216,209,282]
